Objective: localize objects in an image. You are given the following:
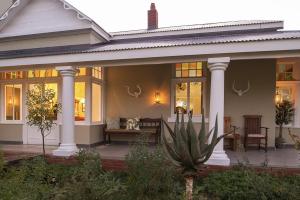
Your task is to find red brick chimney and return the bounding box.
[148,3,158,30]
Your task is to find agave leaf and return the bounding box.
[161,137,182,166]
[161,121,182,162]
[187,114,201,161]
[210,115,219,145]
[205,128,214,143]
[162,120,175,141]
[198,108,206,151]
[177,114,196,169]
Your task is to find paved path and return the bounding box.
[1,144,299,168]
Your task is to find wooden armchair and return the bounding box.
[224,117,240,151]
[243,115,269,152]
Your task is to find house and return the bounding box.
[0,0,300,166]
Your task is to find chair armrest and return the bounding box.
[260,127,269,137]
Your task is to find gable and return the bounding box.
[0,0,93,37]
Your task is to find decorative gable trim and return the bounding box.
[0,0,111,41]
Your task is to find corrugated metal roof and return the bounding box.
[111,20,283,36]
[82,31,300,52]
[1,30,300,58]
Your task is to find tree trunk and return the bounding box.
[185,176,194,200]
[42,131,46,159]
[279,125,283,139]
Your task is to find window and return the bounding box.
[276,63,294,81]
[92,67,102,79]
[174,81,203,115]
[5,84,22,120]
[76,68,86,76]
[28,69,58,78]
[172,62,205,116]
[92,83,102,122]
[29,83,58,120]
[74,82,86,121]
[175,62,203,78]
[0,71,24,80]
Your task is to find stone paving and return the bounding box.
[1,144,299,168]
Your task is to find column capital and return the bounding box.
[55,66,78,77]
[207,57,230,72]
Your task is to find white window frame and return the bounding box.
[169,77,206,123]
[4,84,23,122]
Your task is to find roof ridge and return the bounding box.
[110,20,283,36]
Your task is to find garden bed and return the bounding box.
[0,145,299,200]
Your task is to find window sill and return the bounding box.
[0,121,24,125]
[167,116,208,123]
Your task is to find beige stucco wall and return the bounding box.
[106,64,172,119]
[225,59,276,147]
[0,124,23,143]
[74,125,103,145]
[0,0,12,16]
[0,33,98,51]
[105,60,277,146]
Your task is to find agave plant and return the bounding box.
[161,111,229,200]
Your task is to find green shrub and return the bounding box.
[0,150,4,173]
[54,150,125,200]
[196,168,300,200]
[125,136,184,200]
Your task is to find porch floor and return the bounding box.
[1,144,299,168]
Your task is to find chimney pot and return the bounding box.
[148,3,158,30]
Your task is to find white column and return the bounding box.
[53,66,79,157]
[294,83,300,127]
[206,57,230,166]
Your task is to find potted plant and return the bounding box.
[275,100,294,148]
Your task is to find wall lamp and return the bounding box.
[154,91,161,104]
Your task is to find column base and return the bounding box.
[53,143,79,157]
[205,150,230,166]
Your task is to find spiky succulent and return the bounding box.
[161,111,228,176]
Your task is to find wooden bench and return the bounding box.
[103,118,161,144]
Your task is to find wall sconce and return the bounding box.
[154,91,161,104]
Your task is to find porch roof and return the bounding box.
[1,30,300,59]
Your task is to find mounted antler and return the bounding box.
[125,85,142,98]
[232,80,250,96]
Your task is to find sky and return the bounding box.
[67,0,300,33]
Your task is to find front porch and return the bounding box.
[1,144,299,168]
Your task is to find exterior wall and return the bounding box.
[106,64,172,119]
[225,59,276,147]
[105,64,172,142]
[0,124,23,143]
[74,125,103,145]
[0,0,12,16]
[0,33,98,51]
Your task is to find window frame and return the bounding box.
[4,84,23,122]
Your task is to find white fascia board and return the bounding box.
[111,22,284,40]
[1,39,300,67]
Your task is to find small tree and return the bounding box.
[161,110,229,200]
[275,100,294,147]
[26,84,61,157]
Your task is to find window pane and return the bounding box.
[174,62,204,78]
[5,85,14,120]
[189,70,196,77]
[13,86,21,120]
[75,82,86,121]
[92,83,102,122]
[175,83,187,113]
[190,82,202,116]
[45,83,58,120]
[5,84,22,120]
